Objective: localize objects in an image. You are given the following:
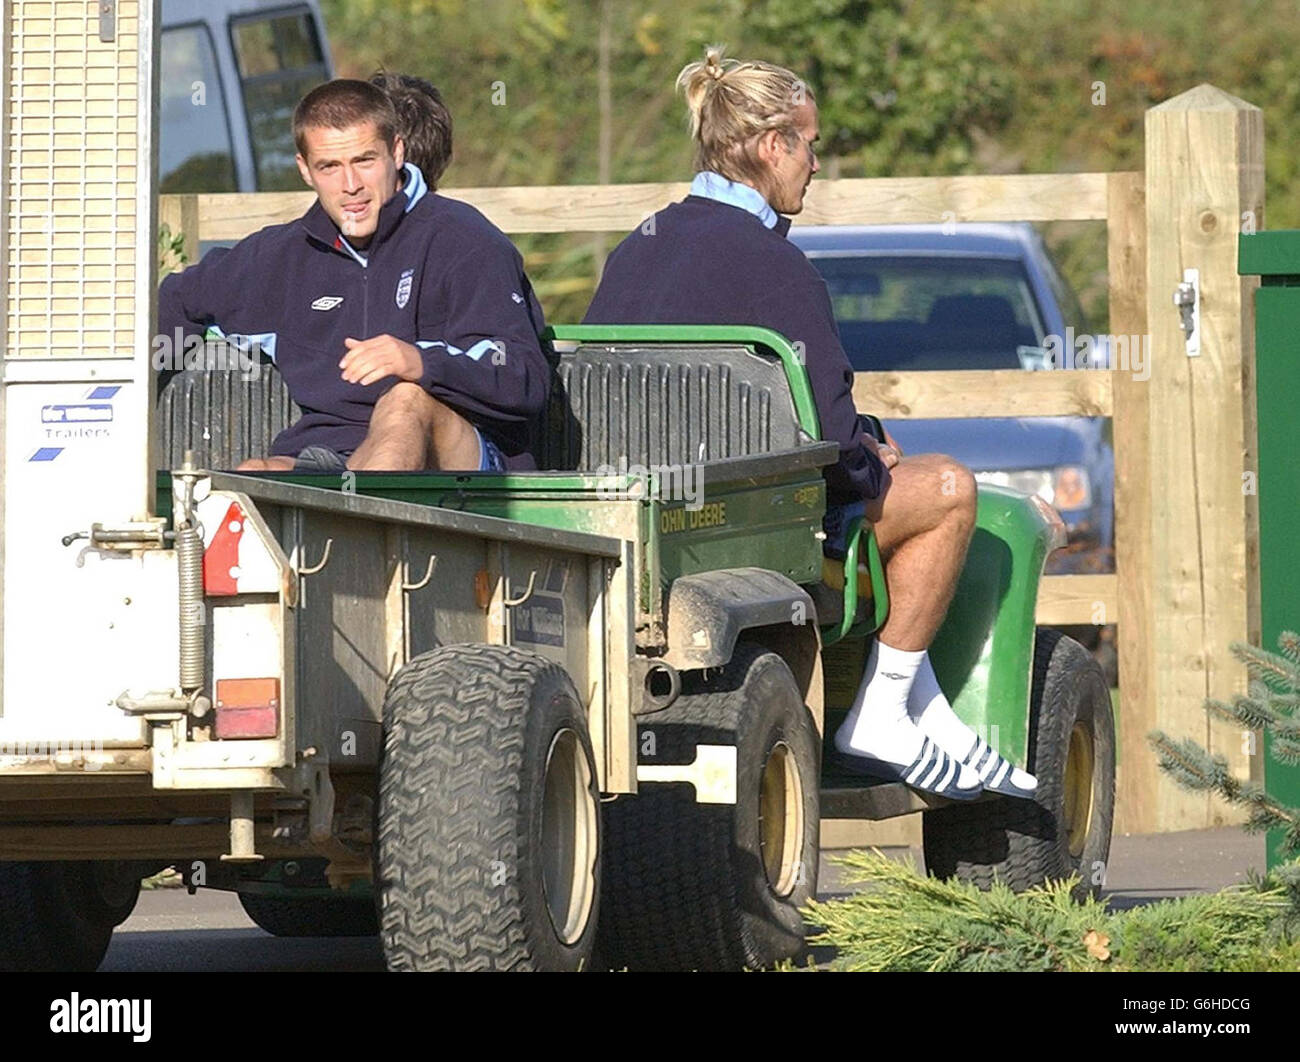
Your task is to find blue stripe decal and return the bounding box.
[415,338,502,362]
[205,326,278,364]
[86,385,120,400]
[30,447,63,462]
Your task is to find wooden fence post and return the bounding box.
[1108,170,1152,836]
[1140,84,1264,831]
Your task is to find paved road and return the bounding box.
[99,827,1266,971]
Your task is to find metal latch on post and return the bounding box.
[1174,267,1201,357]
[98,1,115,42]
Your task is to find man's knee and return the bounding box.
[374,381,436,418]
[892,452,976,528]
[933,455,977,536]
[935,455,976,508]
[373,383,468,438]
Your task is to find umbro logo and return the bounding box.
[311,296,344,311]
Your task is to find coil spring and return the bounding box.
[177,524,204,689]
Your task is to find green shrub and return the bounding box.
[805,848,1297,972]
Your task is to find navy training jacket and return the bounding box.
[157,164,551,460]
[583,194,885,504]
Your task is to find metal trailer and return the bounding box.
[0,1,1116,971]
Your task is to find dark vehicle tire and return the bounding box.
[598,643,820,970]
[239,892,378,937]
[0,860,141,971]
[923,629,1115,900]
[1055,623,1119,689]
[377,644,600,971]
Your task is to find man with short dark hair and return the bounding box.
[370,71,453,189]
[159,79,548,472]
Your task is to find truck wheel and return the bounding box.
[598,643,819,970]
[0,861,141,971]
[377,644,600,971]
[239,892,378,937]
[922,629,1115,900]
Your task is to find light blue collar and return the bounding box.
[338,162,429,266]
[400,161,428,213]
[690,170,778,230]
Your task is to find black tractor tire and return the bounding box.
[923,628,1116,900]
[377,644,601,971]
[0,860,142,971]
[239,892,378,937]
[597,643,820,971]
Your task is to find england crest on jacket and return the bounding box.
[395,268,414,309]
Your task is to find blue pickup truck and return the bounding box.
[789,222,1117,681]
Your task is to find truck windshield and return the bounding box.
[231,7,329,190]
[159,24,237,192]
[807,255,1046,371]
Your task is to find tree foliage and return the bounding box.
[1151,632,1300,856]
[320,0,1300,325]
[739,0,1015,176]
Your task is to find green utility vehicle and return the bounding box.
[0,3,1112,974]
[10,322,1111,973]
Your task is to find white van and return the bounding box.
[160,0,333,193]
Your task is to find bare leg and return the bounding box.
[347,382,481,471]
[236,456,296,471]
[830,453,982,796]
[865,453,977,650]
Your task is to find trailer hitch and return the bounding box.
[114,688,211,719]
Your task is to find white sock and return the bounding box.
[833,641,927,765]
[907,653,1037,791]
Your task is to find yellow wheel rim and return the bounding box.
[759,741,805,897]
[1063,721,1095,859]
[541,727,599,945]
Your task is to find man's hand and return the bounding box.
[863,433,901,470]
[340,335,423,386]
[880,425,902,468]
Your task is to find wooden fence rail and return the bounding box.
[159,84,1264,835]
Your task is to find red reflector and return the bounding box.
[204,501,246,596]
[215,677,280,739]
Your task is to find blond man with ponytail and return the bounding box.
[584,47,1037,802]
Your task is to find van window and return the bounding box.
[159,24,237,192]
[231,7,329,190]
